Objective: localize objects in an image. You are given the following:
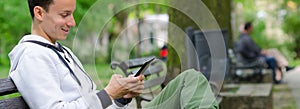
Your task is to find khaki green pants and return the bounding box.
[144,69,219,109]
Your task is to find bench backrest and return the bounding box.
[0,78,29,109]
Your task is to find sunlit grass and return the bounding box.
[0,93,21,100]
[0,65,10,79]
[289,59,300,67]
[83,63,124,89]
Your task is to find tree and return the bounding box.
[165,0,232,84]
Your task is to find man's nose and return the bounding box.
[67,15,76,27]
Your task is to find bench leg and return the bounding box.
[135,97,142,109]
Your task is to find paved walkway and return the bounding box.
[283,66,300,108]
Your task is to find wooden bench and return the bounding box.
[228,48,271,83]
[0,78,29,109]
[220,83,273,109]
[110,56,166,108]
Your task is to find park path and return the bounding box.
[283,66,300,108]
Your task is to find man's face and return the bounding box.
[40,0,76,43]
[248,26,253,34]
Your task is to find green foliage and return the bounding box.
[290,59,300,66]
[251,20,270,48]
[0,65,10,79]
[75,0,97,23]
[281,12,300,58]
[240,17,281,50]
[233,0,257,22]
[282,1,300,58]
[283,11,300,39]
[0,1,31,65]
[131,46,161,58]
[282,0,300,6]
[130,3,169,18]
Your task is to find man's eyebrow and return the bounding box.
[61,10,73,13]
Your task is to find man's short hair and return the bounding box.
[244,22,252,31]
[28,0,54,19]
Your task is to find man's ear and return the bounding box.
[33,6,45,21]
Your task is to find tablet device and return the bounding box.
[134,58,155,77]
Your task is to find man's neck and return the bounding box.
[31,22,56,44]
[245,31,251,35]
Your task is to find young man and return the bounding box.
[9,0,218,108]
[9,0,144,108]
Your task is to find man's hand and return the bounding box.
[123,79,144,98]
[123,91,141,98]
[104,74,145,99]
[261,49,268,55]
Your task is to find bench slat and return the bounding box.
[0,96,29,109]
[0,78,18,96]
[144,76,166,89]
[117,57,155,69]
[143,65,163,76]
[126,57,155,69]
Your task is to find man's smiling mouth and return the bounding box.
[61,28,69,33]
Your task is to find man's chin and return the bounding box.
[58,36,68,41]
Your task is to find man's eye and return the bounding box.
[61,13,69,18]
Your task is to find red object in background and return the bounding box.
[160,49,168,57]
[160,45,168,61]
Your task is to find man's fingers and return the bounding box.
[124,80,144,89]
[119,76,141,84]
[112,74,123,78]
[137,75,145,81]
[129,87,144,93]
[123,92,140,98]
[127,82,144,93]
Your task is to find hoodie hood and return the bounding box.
[8,35,57,73]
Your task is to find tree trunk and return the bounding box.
[165,0,232,84]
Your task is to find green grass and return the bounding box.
[83,63,123,88]
[289,59,300,67]
[0,93,21,100]
[0,65,10,79]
